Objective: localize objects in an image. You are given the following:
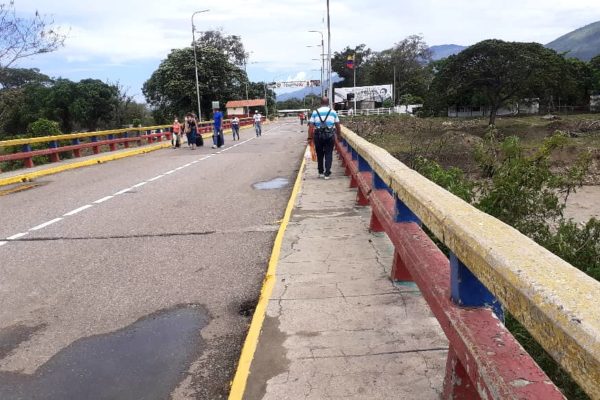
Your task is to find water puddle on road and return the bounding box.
[252,177,289,190]
[0,305,209,400]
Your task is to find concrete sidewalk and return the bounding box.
[243,155,449,399]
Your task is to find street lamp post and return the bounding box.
[326,0,333,108]
[308,47,324,98]
[308,30,324,98]
[243,51,254,116]
[192,9,209,121]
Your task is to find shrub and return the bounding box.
[27,119,62,137]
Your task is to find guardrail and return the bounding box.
[336,126,600,399]
[0,118,257,172]
[337,107,399,117]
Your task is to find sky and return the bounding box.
[13,0,600,102]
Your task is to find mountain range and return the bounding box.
[279,21,600,101]
[429,20,600,61]
[546,20,600,61]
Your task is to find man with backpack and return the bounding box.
[308,97,341,180]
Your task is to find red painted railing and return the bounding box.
[0,118,257,172]
[335,135,566,399]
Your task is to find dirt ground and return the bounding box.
[344,114,600,223]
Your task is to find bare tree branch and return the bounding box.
[0,1,67,68]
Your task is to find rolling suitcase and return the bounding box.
[217,130,224,148]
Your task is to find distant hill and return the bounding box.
[546,20,600,61]
[429,44,467,60]
[276,86,321,102]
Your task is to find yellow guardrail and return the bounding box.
[0,117,258,148]
[0,125,172,147]
[340,125,600,398]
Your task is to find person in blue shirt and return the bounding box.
[308,97,341,179]
[212,108,223,149]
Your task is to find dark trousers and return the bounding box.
[314,135,334,176]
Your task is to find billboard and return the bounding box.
[268,80,321,89]
[334,84,392,104]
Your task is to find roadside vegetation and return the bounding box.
[347,113,599,399]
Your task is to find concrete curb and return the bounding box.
[228,151,307,400]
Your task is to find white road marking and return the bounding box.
[0,129,264,248]
[7,232,28,240]
[64,204,93,216]
[147,175,164,182]
[114,188,133,195]
[94,195,113,204]
[30,218,63,231]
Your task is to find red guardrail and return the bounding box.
[0,118,257,171]
[334,136,565,399]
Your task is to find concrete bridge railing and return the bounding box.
[336,125,600,399]
[0,118,256,171]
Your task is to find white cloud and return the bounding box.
[12,0,600,98]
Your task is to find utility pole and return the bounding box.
[308,31,324,98]
[326,0,333,108]
[264,83,269,118]
[191,9,209,121]
[354,56,357,112]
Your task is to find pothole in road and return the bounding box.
[238,299,258,317]
[0,305,209,400]
[252,177,289,190]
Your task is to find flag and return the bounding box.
[346,54,354,69]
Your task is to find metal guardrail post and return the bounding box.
[108,134,116,151]
[22,144,34,168]
[450,253,504,320]
[49,140,60,162]
[91,136,99,154]
[72,139,81,157]
[445,253,505,398]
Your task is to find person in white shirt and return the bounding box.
[231,116,240,140]
[253,110,262,137]
[308,97,341,180]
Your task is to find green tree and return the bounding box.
[71,79,119,131]
[590,54,600,93]
[196,29,247,67]
[27,118,61,136]
[366,35,432,101]
[0,67,50,89]
[143,31,251,122]
[432,40,566,125]
[331,44,372,88]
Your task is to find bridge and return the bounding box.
[1,119,599,399]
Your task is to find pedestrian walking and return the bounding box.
[308,97,340,180]
[253,110,262,137]
[299,112,305,125]
[172,117,181,148]
[231,116,240,140]
[186,113,198,150]
[183,114,192,147]
[212,108,224,149]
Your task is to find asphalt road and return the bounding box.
[0,119,306,399]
